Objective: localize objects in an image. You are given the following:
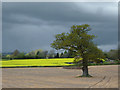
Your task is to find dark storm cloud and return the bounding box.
[2,2,118,52]
[3,2,117,23]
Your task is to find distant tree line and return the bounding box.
[104,49,119,60]
[1,48,119,61]
[2,49,75,60]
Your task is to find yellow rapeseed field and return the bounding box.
[1,58,74,67]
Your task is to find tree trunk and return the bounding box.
[81,58,90,77]
[82,65,89,76]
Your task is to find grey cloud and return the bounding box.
[3,23,68,52]
[3,2,117,24]
[98,44,118,52]
[2,2,118,52]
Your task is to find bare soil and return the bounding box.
[2,65,118,88]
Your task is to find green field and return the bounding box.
[0,58,75,67]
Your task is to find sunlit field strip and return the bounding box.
[1,58,75,67]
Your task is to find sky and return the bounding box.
[2,2,118,53]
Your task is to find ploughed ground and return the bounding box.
[2,65,118,88]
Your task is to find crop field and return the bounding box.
[2,65,118,88]
[0,58,75,67]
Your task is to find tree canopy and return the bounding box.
[51,24,105,77]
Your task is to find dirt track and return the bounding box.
[2,65,118,88]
